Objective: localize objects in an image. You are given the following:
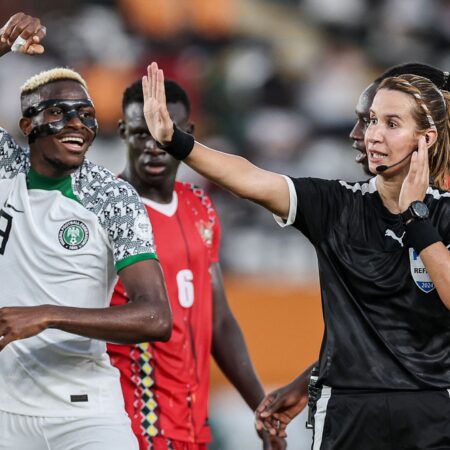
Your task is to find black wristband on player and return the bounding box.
[157,124,194,160]
[404,218,442,254]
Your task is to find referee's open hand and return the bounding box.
[142,62,174,146]
[0,12,46,55]
[399,135,430,212]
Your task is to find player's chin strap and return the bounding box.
[23,99,98,144]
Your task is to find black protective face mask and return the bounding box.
[23,99,98,144]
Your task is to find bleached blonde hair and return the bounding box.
[20,67,87,96]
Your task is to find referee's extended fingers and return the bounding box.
[150,62,158,100]
[142,74,150,101]
[416,136,429,184]
[156,68,167,106]
[407,150,419,182]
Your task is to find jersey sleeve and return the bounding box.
[0,127,28,179]
[289,177,346,245]
[102,180,158,272]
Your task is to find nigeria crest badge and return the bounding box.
[409,248,435,293]
[59,220,89,250]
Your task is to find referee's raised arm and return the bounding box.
[142,62,291,220]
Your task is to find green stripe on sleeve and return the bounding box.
[115,253,158,273]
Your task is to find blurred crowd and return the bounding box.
[1,0,449,277]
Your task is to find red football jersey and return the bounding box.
[108,182,220,448]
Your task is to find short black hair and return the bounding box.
[375,63,450,91]
[122,78,191,114]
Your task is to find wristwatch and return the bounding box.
[400,201,429,224]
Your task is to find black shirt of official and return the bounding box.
[290,176,450,390]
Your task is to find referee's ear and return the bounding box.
[19,117,32,137]
[424,129,437,148]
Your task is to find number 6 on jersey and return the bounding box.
[177,269,195,308]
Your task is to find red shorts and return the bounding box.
[142,436,208,450]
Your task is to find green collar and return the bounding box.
[27,168,79,203]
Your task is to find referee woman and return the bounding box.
[143,63,450,449]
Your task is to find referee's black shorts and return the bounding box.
[313,386,450,450]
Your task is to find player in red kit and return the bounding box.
[107,79,285,450]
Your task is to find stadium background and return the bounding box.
[1,0,448,448]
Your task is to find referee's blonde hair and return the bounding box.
[378,75,450,190]
[21,68,87,96]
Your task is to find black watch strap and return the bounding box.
[400,208,414,224]
[400,201,429,224]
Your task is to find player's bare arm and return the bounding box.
[209,262,286,450]
[0,259,172,351]
[0,12,46,57]
[142,62,290,219]
[398,138,450,309]
[211,263,265,410]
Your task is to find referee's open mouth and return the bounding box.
[368,150,388,164]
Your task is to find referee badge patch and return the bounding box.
[409,248,435,293]
[58,220,89,250]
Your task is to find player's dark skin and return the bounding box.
[0,12,172,351]
[119,99,286,450]
[349,83,378,176]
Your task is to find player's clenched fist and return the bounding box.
[0,12,46,55]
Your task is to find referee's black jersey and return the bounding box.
[283,176,450,390]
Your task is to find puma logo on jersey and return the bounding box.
[385,229,405,247]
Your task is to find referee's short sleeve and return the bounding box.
[273,175,297,227]
[288,177,345,244]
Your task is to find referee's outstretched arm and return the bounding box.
[143,62,450,312]
[142,63,291,220]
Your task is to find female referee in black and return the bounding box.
[143,63,450,450]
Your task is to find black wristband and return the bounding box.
[157,124,194,160]
[404,218,442,254]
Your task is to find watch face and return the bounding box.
[412,201,429,218]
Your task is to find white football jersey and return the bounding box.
[0,128,157,416]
